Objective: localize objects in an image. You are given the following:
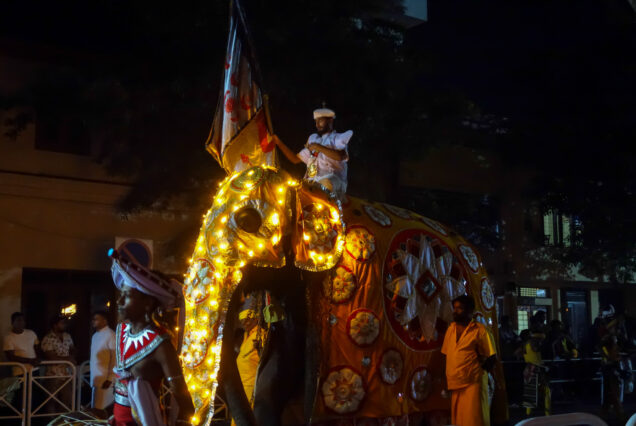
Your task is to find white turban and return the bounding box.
[313,108,336,119]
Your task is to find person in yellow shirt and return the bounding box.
[442,295,497,426]
[236,297,263,405]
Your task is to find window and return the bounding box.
[543,210,581,247]
[519,287,549,298]
[517,310,529,333]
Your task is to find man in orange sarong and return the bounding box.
[442,295,497,426]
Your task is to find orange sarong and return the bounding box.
[450,372,489,426]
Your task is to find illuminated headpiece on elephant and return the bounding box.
[195,165,345,273]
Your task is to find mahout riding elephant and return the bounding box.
[180,165,508,426]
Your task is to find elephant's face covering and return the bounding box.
[199,166,295,270]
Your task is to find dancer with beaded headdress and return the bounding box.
[108,249,194,426]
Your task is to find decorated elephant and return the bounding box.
[179,164,508,426]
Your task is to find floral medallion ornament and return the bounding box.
[459,244,480,273]
[183,259,214,305]
[323,264,358,303]
[383,203,414,220]
[229,166,265,192]
[410,367,432,401]
[363,204,392,227]
[345,225,376,261]
[481,278,495,310]
[322,367,366,414]
[302,203,339,253]
[347,309,380,346]
[182,328,209,369]
[379,349,404,385]
[383,230,468,350]
[419,217,448,236]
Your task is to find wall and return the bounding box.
[0,109,202,341]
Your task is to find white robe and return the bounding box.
[90,327,116,409]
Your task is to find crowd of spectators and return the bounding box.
[499,306,636,422]
[1,310,115,419]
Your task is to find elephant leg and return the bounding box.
[253,321,304,426]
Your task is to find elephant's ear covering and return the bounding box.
[292,183,345,271]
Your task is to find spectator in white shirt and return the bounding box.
[89,311,116,410]
[3,312,40,376]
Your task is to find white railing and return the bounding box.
[0,362,28,425]
[76,360,91,410]
[27,360,76,425]
[1,360,231,424]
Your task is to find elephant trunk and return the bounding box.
[220,284,257,426]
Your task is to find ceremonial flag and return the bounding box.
[206,0,277,173]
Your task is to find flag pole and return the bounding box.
[234,0,275,135]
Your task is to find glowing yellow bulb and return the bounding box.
[188,258,193,264]
[248,250,254,257]
[214,272,222,279]
[278,199,284,205]
[271,213,279,225]
[219,242,229,250]
[303,233,310,241]
[206,358,213,365]
[221,215,227,223]
[216,230,223,238]
[278,187,284,193]
[240,194,248,200]
[233,204,240,212]
[214,257,222,264]
[191,415,199,424]
[239,260,246,267]
[175,326,179,331]
[248,170,254,176]
[258,242,264,250]
[316,203,324,211]
[317,255,324,262]
[189,318,195,326]
[210,300,218,307]
[197,245,205,254]
[272,235,280,244]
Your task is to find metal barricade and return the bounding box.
[0,362,29,425]
[76,360,91,410]
[27,360,76,426]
